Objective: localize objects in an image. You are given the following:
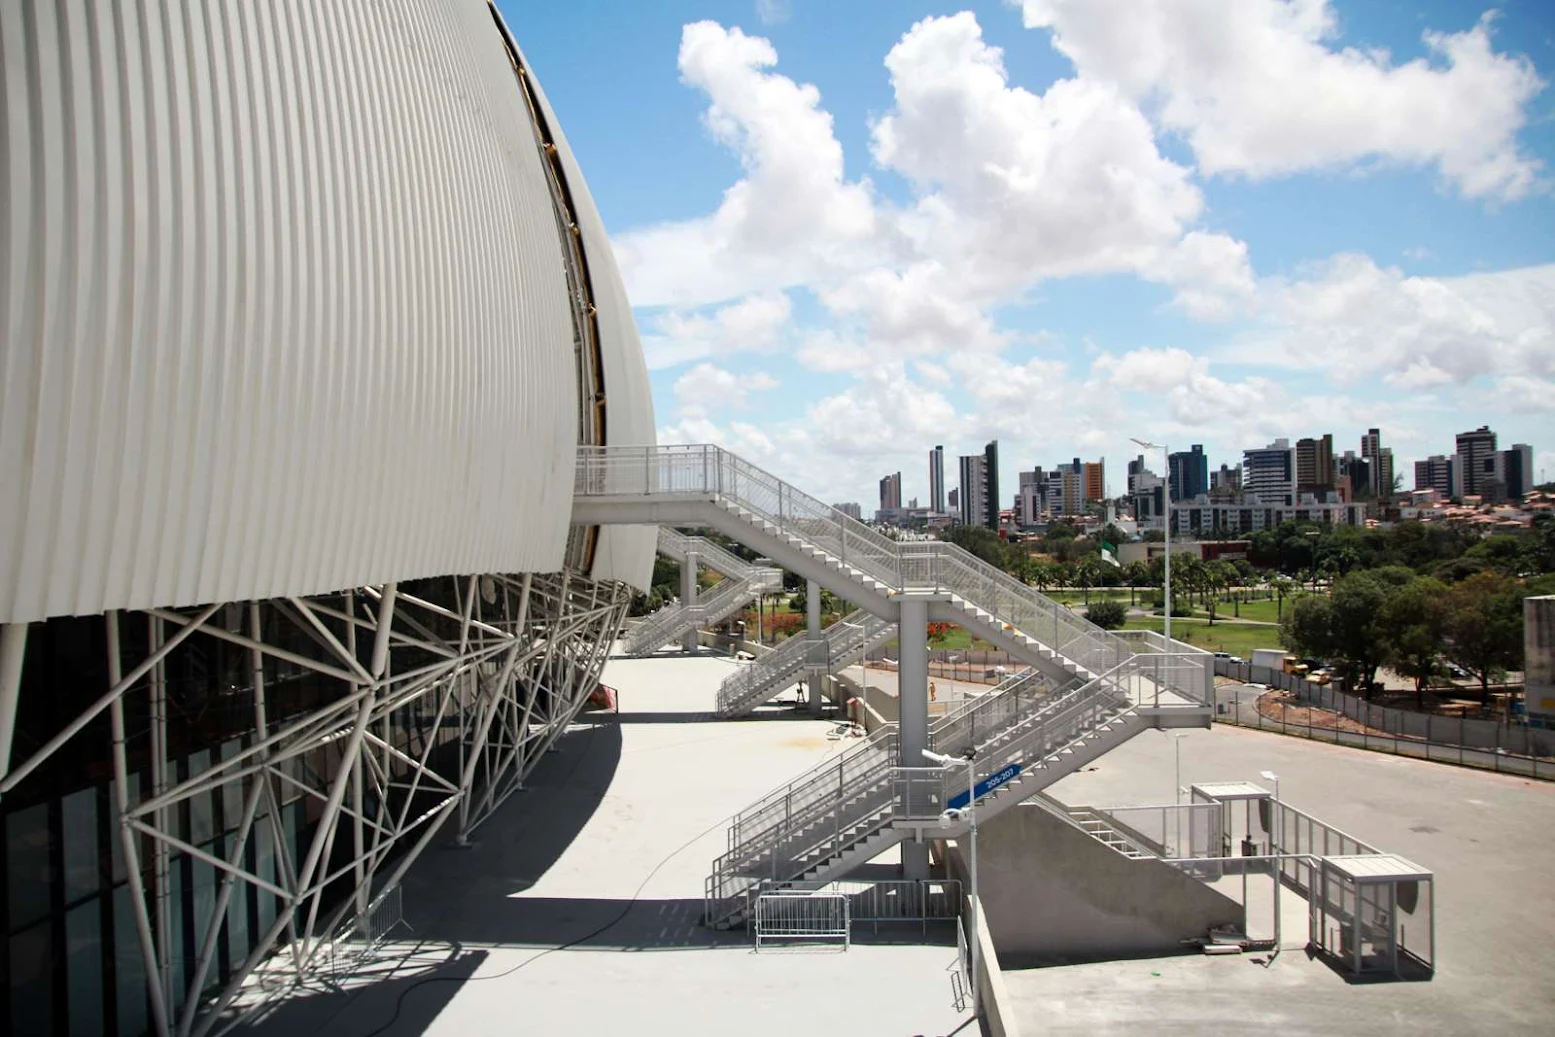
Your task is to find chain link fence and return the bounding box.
[1214,660,1555,780]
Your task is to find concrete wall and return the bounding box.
[968,892,1022,1037]
[947,803,1242,967]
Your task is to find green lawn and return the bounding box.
[1046,588,1135,607]
[1123,616,1284,657]
[882,626,999,654]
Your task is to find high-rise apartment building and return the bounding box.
[879,471,902,514]
[1083,460,1106,504]
[1053,458,1085,517]
[1167,445,1208,502]
[948,487,960,511]
[1361,428,1384,496]
[983,440,1001,531]
[1018,469,1044,527]
[1243,439,1296,506]
[958,453,987,527]
[1502,443,1534,500]
[1376,447,1395,499]
[1455,426,1499,498]
[1211,463,1242,494]
[929,445,946,514]
[1295,434,1335,494]
[834,502,863,520]
[1413,455,1457,498]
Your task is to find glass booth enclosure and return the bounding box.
[1312,855,1434,977]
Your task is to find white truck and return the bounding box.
[1250,648,1287,672]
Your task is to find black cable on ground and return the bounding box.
[357,720,733,1037]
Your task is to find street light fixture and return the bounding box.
[1130,438,1172,645]
[925,747,979,1018]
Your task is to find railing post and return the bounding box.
[643,444,651,495]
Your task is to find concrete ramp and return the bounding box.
[955,802,1242,967]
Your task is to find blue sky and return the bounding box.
[500,0,1555,505]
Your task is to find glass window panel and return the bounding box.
[189,852,218,992]
[7,802,54,929]
[169,858,188,1012]
[63,787,101,902]
[10,921,55,1035]
[225,842,250,978]
[188,750,215,845]
[67,900,105,1037]
[220,739,244,831]
[255,818,278,935]
[113,885,149,1037]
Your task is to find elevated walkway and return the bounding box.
[716,613,895,718]
[572,445,1211,925]
[620,527,780,656]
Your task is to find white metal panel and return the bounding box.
[0,0,585,623]
[510,35,659,593]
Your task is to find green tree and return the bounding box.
[1270,575,1296,620]
[1085,599,1127,630]
[1124,560,1151,606]
[1282,571,1395,695]
[1442,572,1525,704]
[1380,576,1448,707]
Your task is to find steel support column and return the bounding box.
[898,597,930,879]
[681,549,699,652]
[806,579,823,715]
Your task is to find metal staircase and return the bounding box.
[575,446,1207,695]
[570,447,1210,927]
[1029,795,1154,859]
[619,528,781,655]
[704,658,1161,928]
[715,613,895,718]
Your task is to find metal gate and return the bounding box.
[753,890,851,950]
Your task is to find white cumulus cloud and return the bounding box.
[1019,0,1546,200]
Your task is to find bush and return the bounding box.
[1086,600,1127,630]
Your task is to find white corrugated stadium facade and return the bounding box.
[0,4,654,1034]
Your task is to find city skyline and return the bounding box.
[509,1,1555,509]
[854,421,1543,521]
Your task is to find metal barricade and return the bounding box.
[753,890,851,950]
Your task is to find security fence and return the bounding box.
[1214,660,1555,780]
[753,890,850,950]
[748,879,962,939]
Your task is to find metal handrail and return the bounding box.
[622,567,782,655]
[704,663,1147,925]
[716,613,893,716]
[575,445,1170,691]
[656,526,764,582]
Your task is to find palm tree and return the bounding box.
[1125,561,1150,607]
[1271,575,1295,620]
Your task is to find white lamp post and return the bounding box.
[925,747,978,1018]
[1261,769,1282,954]
[1130,438,1171,645]
[1173,732,1189,805]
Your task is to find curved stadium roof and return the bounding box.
[0,0,655,624]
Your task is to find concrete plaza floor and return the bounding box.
[1007,720,1555,1035]
[237,650,970,1037]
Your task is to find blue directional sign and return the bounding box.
[948,763,1023,810]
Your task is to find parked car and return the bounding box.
[1228,656,1246,665]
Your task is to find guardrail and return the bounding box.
[1214,659,1555,780]
[754,890,850,950]
[716,614,893,716]
[576,445,1155,687]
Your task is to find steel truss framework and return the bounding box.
[0,567,630,1037]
